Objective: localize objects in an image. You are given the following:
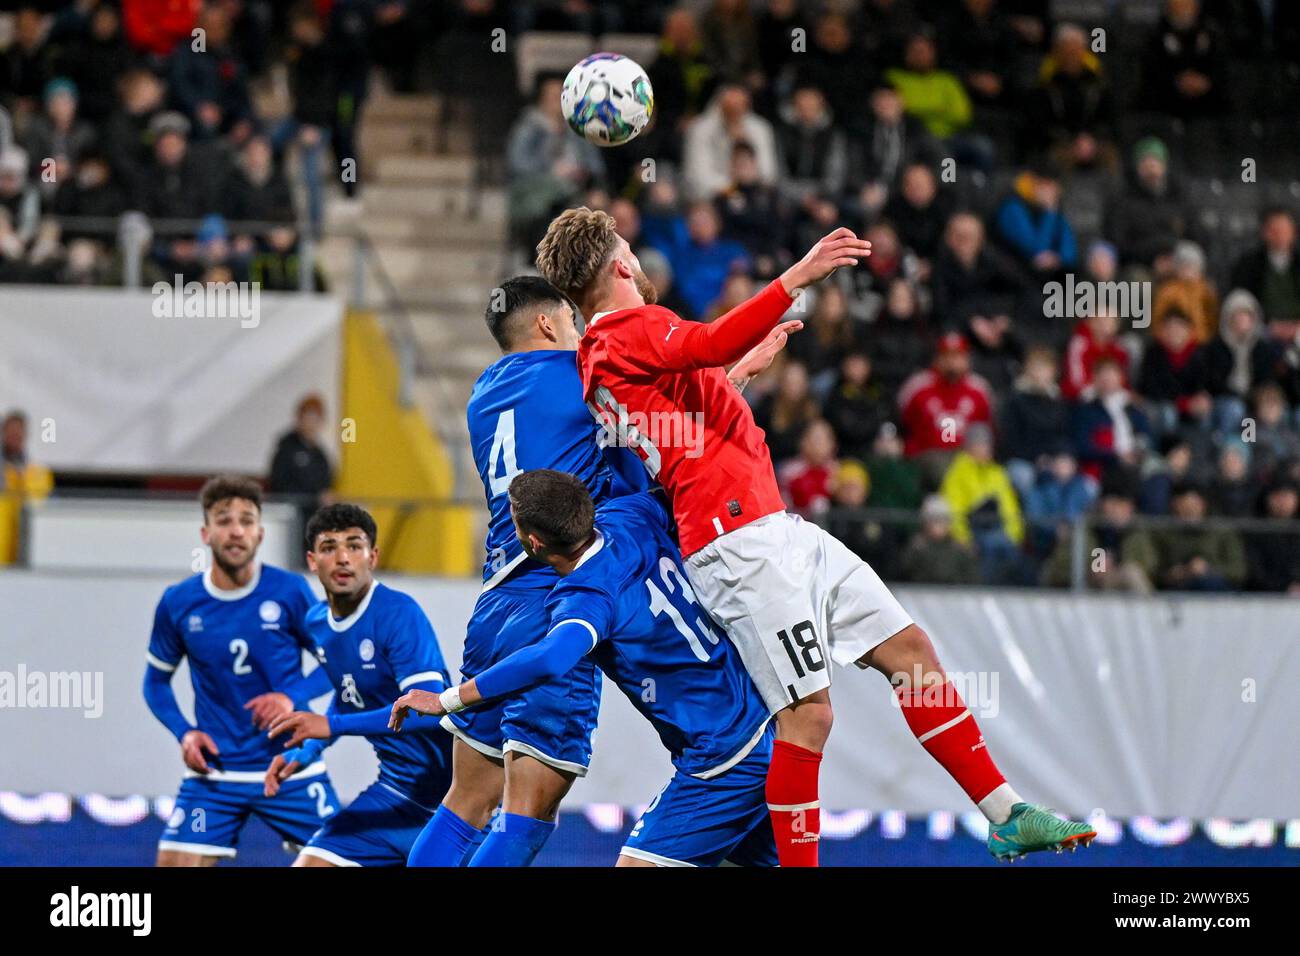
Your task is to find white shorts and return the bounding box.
[684,511,914,714]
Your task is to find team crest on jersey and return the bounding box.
[187,615,203,632]
[258,601,282,624]
[340,674,364,708]
[358,638,375,662]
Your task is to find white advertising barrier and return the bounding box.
[0,571,1296,820]
[0,286,342,474]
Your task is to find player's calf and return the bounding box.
[155,850,220,867]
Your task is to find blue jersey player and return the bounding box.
[144,475,338,866]
[394,471,777,867]
[265,504,453,866]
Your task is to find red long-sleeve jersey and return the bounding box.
[577,280,794,556]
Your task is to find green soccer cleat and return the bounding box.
[987,803,1097,862]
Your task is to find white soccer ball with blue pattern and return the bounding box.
[561,53,655,147]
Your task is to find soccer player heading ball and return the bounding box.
[534,208,1097,864]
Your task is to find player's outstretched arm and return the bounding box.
[728,319,804,393]
[779,226,872,297]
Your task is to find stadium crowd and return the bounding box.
[504,0,1300,593]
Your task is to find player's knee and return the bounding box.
[776,700,833,750]
[443,781,501,829]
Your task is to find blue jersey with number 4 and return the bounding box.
[545,493,770,777]
[147,564,321,771]
[468,349,646,590]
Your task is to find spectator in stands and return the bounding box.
[0,5,55,121]
[837,222,912,321]
[1152,240,1219,343]
[864,421,924,511]
[274,2,339,236]
[1023,450,1095,556]
[0,145,56,281]
[1044,475,1157,592]
[121,0,199,59]
[224,136,299,289]
[1062,308,1129,400]
[822,352,891,462]
[1084,239,1119,285]
[1106,137,1191,273]
[1245,480,1300,592]
[1229,207,1300,326]
[715,140,791,278]
[1249,383,1300,485]
[774,85,848,208]
[1153,483,1246,590]
[778,418,838,517]
[1142,0,1228,119]
[999,345,1070,495]
[1209,440,1256,517]
[963,311,1024,396]
[795,12,875,135]
[942,0,1017,112]
[994,163,1077,278]
[700,0,761,89]
[756,0,806,85]
[1136,309,1212,438]
[1028,22,1118,174]
[634,245,692,319]
[931,211,1025,330]
[103,68,167,193]
[898,332,993,477]
[269,393,334,517]
[1,409,53,500]
[1072,355,1152,481]
[57,2,129,124]
[845,84,937,213]
[884,161,951,267]
[701,272,755,322]
[900,493,980,585]
[939,421,1026,584]
[885,29,973,142]
[168,2,253,141]
[860,0,927,68]
[682,82,777,201]
[50,150,129,284]
[826,458,906,579]
[753,360,819,465]
[138,111,217,274]
[1205,289,1284,432]
[788,284,859,387]
[505,72,604,252]
[22,78,96,200]
[1139,437,1207,515]
[646,7,716,159]
[641,199,750,319]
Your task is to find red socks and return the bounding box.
[766,740,822,867]
[896,681,1005,805]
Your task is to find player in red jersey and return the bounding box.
[536,207,1096,865]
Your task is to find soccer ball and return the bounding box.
[561,53,654,147]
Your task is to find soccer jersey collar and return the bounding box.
[203,562,262,601]
[327,580,379,632]
[588,311,613,327]
[571,530,606,571]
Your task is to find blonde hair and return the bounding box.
[535,206,620,302]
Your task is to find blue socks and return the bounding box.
[466,812,556,867]
[407,805,488,867]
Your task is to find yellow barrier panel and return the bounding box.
[334,311,476,576]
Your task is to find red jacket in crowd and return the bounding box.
[897,368,994,456]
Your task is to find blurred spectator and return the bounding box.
[1029,23,1117,174]
[22,78,95,198]
[994,163,1077,278]
[1208,440,1255,517]
[788,284,859,385]
[898,332,993,475]
[273,2,339,235]
[774,85,847,207]
[885,29,973,141]
[57,2,129,124]
[1106,137,1191,272]
[1072,355,1152,480]
[505,73,604,252]
[845,84,937,214]
[269,394,334,516]
[0,145,57,280]
[1142,0,1228,119]
[864,422,924,511]
[826,458,905,578]
[1,409,53,499]
[1152,483,1245,590]
[963,312,1024,396]
[103,68,167,192]
[756,0,806,86]
[884,161,951,266]
[753,360,819,465]
[646,7,716,156]
[50,149,128,283]
[223,136,299,289]
[715,140,790,278]
[1136,310,1212,437]
[1022,451,1095,555]
[1204,289,1285,432]
[867,278,933,395]
[122,0,200,58]
[1152,241,1218,343]
[931,211,1025,329]
[939,422,1026,584]
[1245,480,1300,592]
[1138,437,1205,515]
[682,83,777,201]
[1228,207,1300,326]
[1248,383,1300,484]
[1044,475,1157,592]
[795,12,876,134]
[1062,308,1129,400]
[900,494,980,585]
[642,199,749,319]
[822,352,890,461]
[700,0,761,88]
[943,0,1017,110]
[999,345,1070,495]
[138,111,215,274]
[167,2,253,140]
[0,6,55,120]
[634,245,692,318]
[778,418,838,517]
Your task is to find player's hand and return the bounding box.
[729,319,804,390]
[389,689,444,732]
[267,711,330,749]
[180,730,220,775]
[782,227,871,293]
[244,691,293,730]
[263,754,301,798]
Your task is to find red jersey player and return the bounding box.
[536,207,1096,866]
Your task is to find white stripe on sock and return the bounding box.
[916,709,972,744]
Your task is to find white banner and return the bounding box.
[0,286,342,474]
[0,572,1295,820]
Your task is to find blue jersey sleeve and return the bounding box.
[547,583,617,646]
[146,593,185,672]
[384,596,449,694]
